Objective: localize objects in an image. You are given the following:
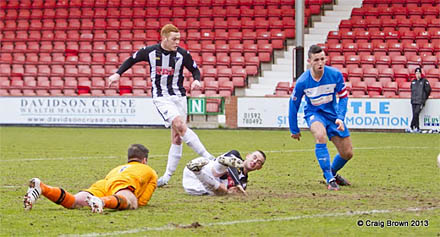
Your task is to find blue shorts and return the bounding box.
[305,113,350,140]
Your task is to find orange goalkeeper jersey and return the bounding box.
[86,161,158,206]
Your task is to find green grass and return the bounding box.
[0,126,439,236]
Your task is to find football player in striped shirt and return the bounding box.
[108,24,214,187]
[183,150,266,196]
[289,45,353,191]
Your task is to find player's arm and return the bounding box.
[137,170,158,206]
[108,47,150,86]
[182,50,202,90]
[227,167,247,196]
[289,83,304,140]
[335,72,349,131]
[424,79,431,103]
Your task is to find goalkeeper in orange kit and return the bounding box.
[23,144,157,213]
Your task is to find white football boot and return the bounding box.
[86,195,104,214]
[186,157,210,172]
[23,178,42,211]
[157,174,171,187]
[217,155,244,169]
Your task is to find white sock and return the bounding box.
[213,160,228,175]
[182,128,212,158]
[164,143,182,177]
[195,170,220,191]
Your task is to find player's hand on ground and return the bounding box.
[190,80,201,91]
[335,119,345,131]
[228,186,248,196]
[237,185,248,196]
[108,73,120,87]
[291,133,301,141]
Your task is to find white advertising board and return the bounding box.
[0,97,165,126]
[237,97,440,130]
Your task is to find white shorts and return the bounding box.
[153,96,187,128]
[182,160,227,196]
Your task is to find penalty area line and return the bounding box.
[65,206,439,237]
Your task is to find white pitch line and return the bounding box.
[63,206,439,237]
[0,185,21,188]
[2,146,437,162]
[0,154,168,162]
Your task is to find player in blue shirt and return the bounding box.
[289,45,353,191]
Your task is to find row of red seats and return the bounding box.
[0,6,300,20]
[1,19,296,38]
[1,0,326,9]
[327,29,440,44]
[324,42,440,56]
[340,16,440,31]
[351,5,439,17]
[328,54,439,69]
[346,76,438,88]
[361,0,439,8]
[347,80,440,98]
[0,29,289,45]
[0,63,251,80]
[0,50,272,66]
[274,80,440,98]
[0,77,236,99]
[334,66,440,81]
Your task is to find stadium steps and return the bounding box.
[243,0,361,96]
[243,47,293,96]
[305,0,362,52]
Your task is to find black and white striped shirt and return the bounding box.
[116,44,201,97]
[219,150,249,190]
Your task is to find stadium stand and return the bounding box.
[273,0,439,98]
[1,0,329,99]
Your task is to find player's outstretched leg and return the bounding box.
[23,178,42,210]
[24,178,76,210]
[187,157,210,172]
[217,155,244,169]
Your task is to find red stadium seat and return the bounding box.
[383,81,398,98]
[330,55,345,67]
[360,55,376,69]
[398,81,412,98]
[375,55,391,70]
[426,69,440,80]
[345,55,360,70]
[394,68,410,80]
[77,80,91,95]
[391,55,407,70]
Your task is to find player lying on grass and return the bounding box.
[289,45,353,191]
[23,144,157,213]
[182,150,266,196]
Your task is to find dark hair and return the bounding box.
[308,45,323,59]
[256,150,267,163]
[415,67,422,73]
[127,144,149,162]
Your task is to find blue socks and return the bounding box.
[331,154,348,176]
[315,143,333,183]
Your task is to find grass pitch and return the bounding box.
[0,126,439,236]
